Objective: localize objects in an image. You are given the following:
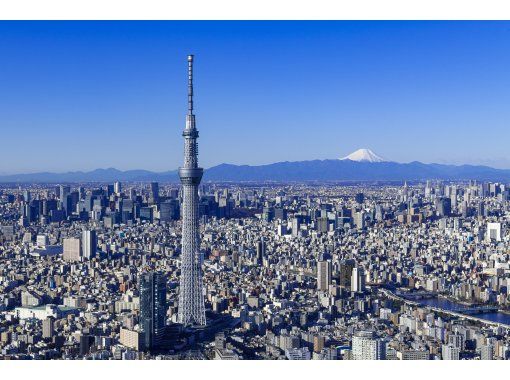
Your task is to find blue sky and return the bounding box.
[1,21,510,173]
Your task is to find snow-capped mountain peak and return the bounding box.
[341,148,385,163]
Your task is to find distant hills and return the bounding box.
[0,168,178,183]
[1,160,510,183]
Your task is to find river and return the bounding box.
[416,297,510,326]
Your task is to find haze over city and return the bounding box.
[1,21,510,174]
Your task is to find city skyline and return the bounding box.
[1,21,510,173]
[2,20,510,362]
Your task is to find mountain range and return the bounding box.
[1,153,510,183]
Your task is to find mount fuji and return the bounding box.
[341,148,386,163]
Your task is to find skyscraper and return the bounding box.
[351,267,366,293]
[42,317,55,339]
[82,229,97,260]
[177,55,207,326]
[317,260,332,291]
[139,272,167,350]
[256,238,265,265]
[114,181,122,195]
[339,259,355,288]
[59,185,70,204]
[150,182,159,203]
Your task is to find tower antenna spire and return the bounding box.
[188,54,194,115]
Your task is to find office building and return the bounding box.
[63,237,81,262]
[140,272,167,350]
[351,267,366,293]
[317,260,332,291]
[150,182,159,203]
[82,229,97,260]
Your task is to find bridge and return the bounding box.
[394,291,438,300]
[448,305,499,315]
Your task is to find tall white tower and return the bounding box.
[177,55,206,326]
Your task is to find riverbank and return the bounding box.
[380,288,510,328]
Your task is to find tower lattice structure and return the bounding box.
[177,55,206,326]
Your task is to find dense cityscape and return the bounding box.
[1,51,510,361]
[0,178,509,360]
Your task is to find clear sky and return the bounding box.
[1,21,510,173]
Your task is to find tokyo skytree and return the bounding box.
[177,55,206,326]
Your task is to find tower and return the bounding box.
[177,55,207,326]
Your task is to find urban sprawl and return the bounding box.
[0,180,509,360]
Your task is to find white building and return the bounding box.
[36,234,49,247]
[486,222,502,242]
[351,267,366,293]
[13,304,79,320]
[82,229,97,259]
[442,344,460,360]
[285,347,311,360]
[352,330,385,360]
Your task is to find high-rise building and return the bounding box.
[291,217,301,237]
[160,200,179,222]
[42,317,55,339]
[436,197,452,217]
[82,230,97,260]
[442,344,460,360]
[59,185,70,204]
[23,190,31,203]
[354,211,365,229]
[63,192,79,217]
[177,55,207,326]
[139,272,167,350]
[317,260,332,291]
[262,207,274,222]
[481,344,494,360]
[352,330,386,360]
[317,217,329,233]
[150,182,159,203]
[256,238,265,265]
[63,237,81,262]
[114,181,122,195]
[351,267,366,293]
[339,259,356,288]
[313,335,325,353]
[107,184,115,197]
[79,335,92,356]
